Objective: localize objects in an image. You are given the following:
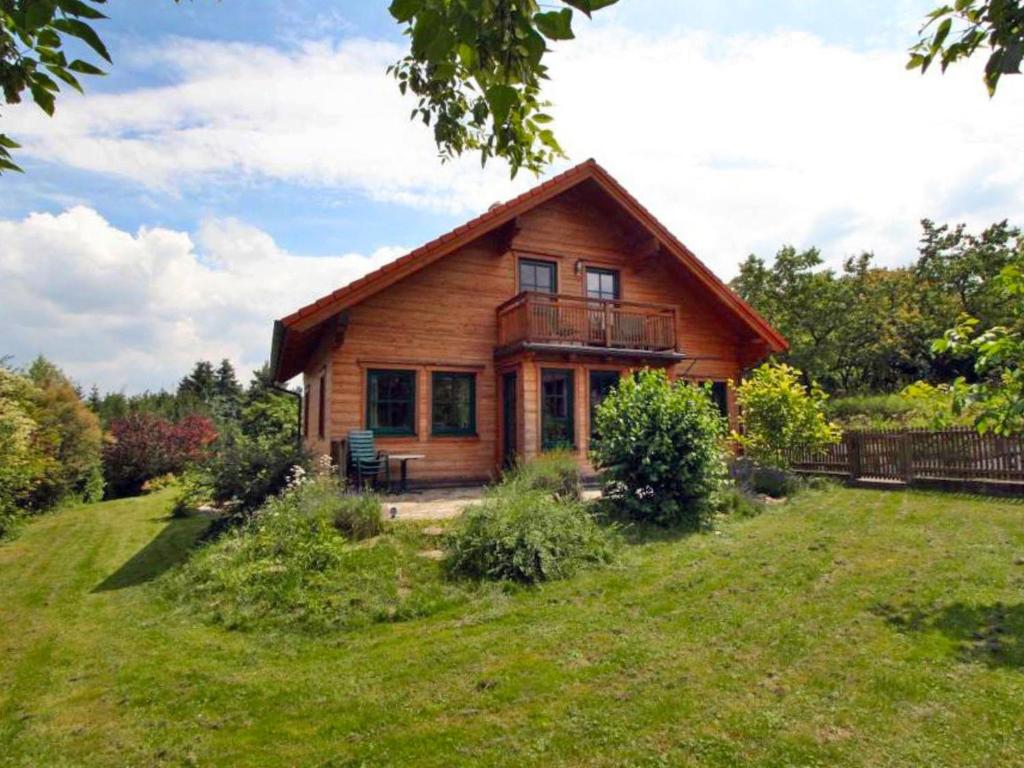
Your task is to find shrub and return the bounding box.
[1,358,103,533]
[590,369,727,527]
[195,388,306,518]
[103,412,217,497]
[444,484,615,584]
[507,449,582,501]
[0,367,41,535]
[24,357,104,509]
[733,362,842,471]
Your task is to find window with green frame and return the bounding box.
[366,369,416,435]
[432,372,476,435]
[541,368,575,450]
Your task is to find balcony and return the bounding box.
[496,292,681,359]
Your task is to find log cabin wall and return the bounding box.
[308,184,758,484]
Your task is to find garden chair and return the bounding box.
[347,430,390,491]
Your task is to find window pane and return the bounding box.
[521,259,555,293]
[432,373,475,434]
[541,370,574,449]
[367,370,415,433]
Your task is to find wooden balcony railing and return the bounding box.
[496,292,677,352]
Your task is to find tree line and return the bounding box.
[730,218,1024,395]
[1,355,301,538]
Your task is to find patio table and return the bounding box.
[387,453,425,494]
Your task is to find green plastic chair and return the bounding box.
[347,430,390,490]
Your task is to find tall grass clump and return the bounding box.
[444,480,615,585]
[506,448,582,501]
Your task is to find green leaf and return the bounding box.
[46,64,83,93]
[59,0,108,20]
[67,58,104,75]
[485,84,518,125]
[51,17,111,62]
[26,0,58,31]
[30,82,56,115]
[388,0,420,23]
[534,9,575,41]
[561,0,619,15]
[0,134,22,149]
[932,17,953,50]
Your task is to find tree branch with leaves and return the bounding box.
[909,0,1024,95]
[1,0,111,172]
[387,0,617,178]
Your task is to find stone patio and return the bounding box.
[380,486,602,521]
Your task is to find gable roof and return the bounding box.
[271,158,786,382]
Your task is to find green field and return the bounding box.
[2,486,1024,767]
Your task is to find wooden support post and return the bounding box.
[901,432,914,484]
[847,432,862,480]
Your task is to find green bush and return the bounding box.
[590,369,727,527]
[197,388,307,519]
[1,358,103,538]
[733,362,841,471]
[444,483,615,584]
[168,475,465,632]
[507,449,582,501]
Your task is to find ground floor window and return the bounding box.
[589,370,621,438]
[367,369,416,435]
[541,369,575,450]
[432,372,476,435]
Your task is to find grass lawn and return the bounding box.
[2,487,1024,767]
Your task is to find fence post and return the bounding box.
[900,431,914,484]
[847,432,861,480]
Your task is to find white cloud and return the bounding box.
[0,207,405,392]
[7,26,1023,277]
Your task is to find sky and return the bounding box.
[2,0,1023,393]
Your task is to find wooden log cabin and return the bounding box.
[270,159,786,486]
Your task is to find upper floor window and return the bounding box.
[367,369,416,435]
[519,258,557,294]
[586,267,620,301]
[432,372,476,436]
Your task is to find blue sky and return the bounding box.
[2,0,1022,392]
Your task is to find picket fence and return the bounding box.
[789,428,1024,490]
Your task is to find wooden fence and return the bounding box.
[789,428,1024,490]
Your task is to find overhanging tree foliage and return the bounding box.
[1,0,111,172]
[909,0,1024,95]
[387,0,617,177]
